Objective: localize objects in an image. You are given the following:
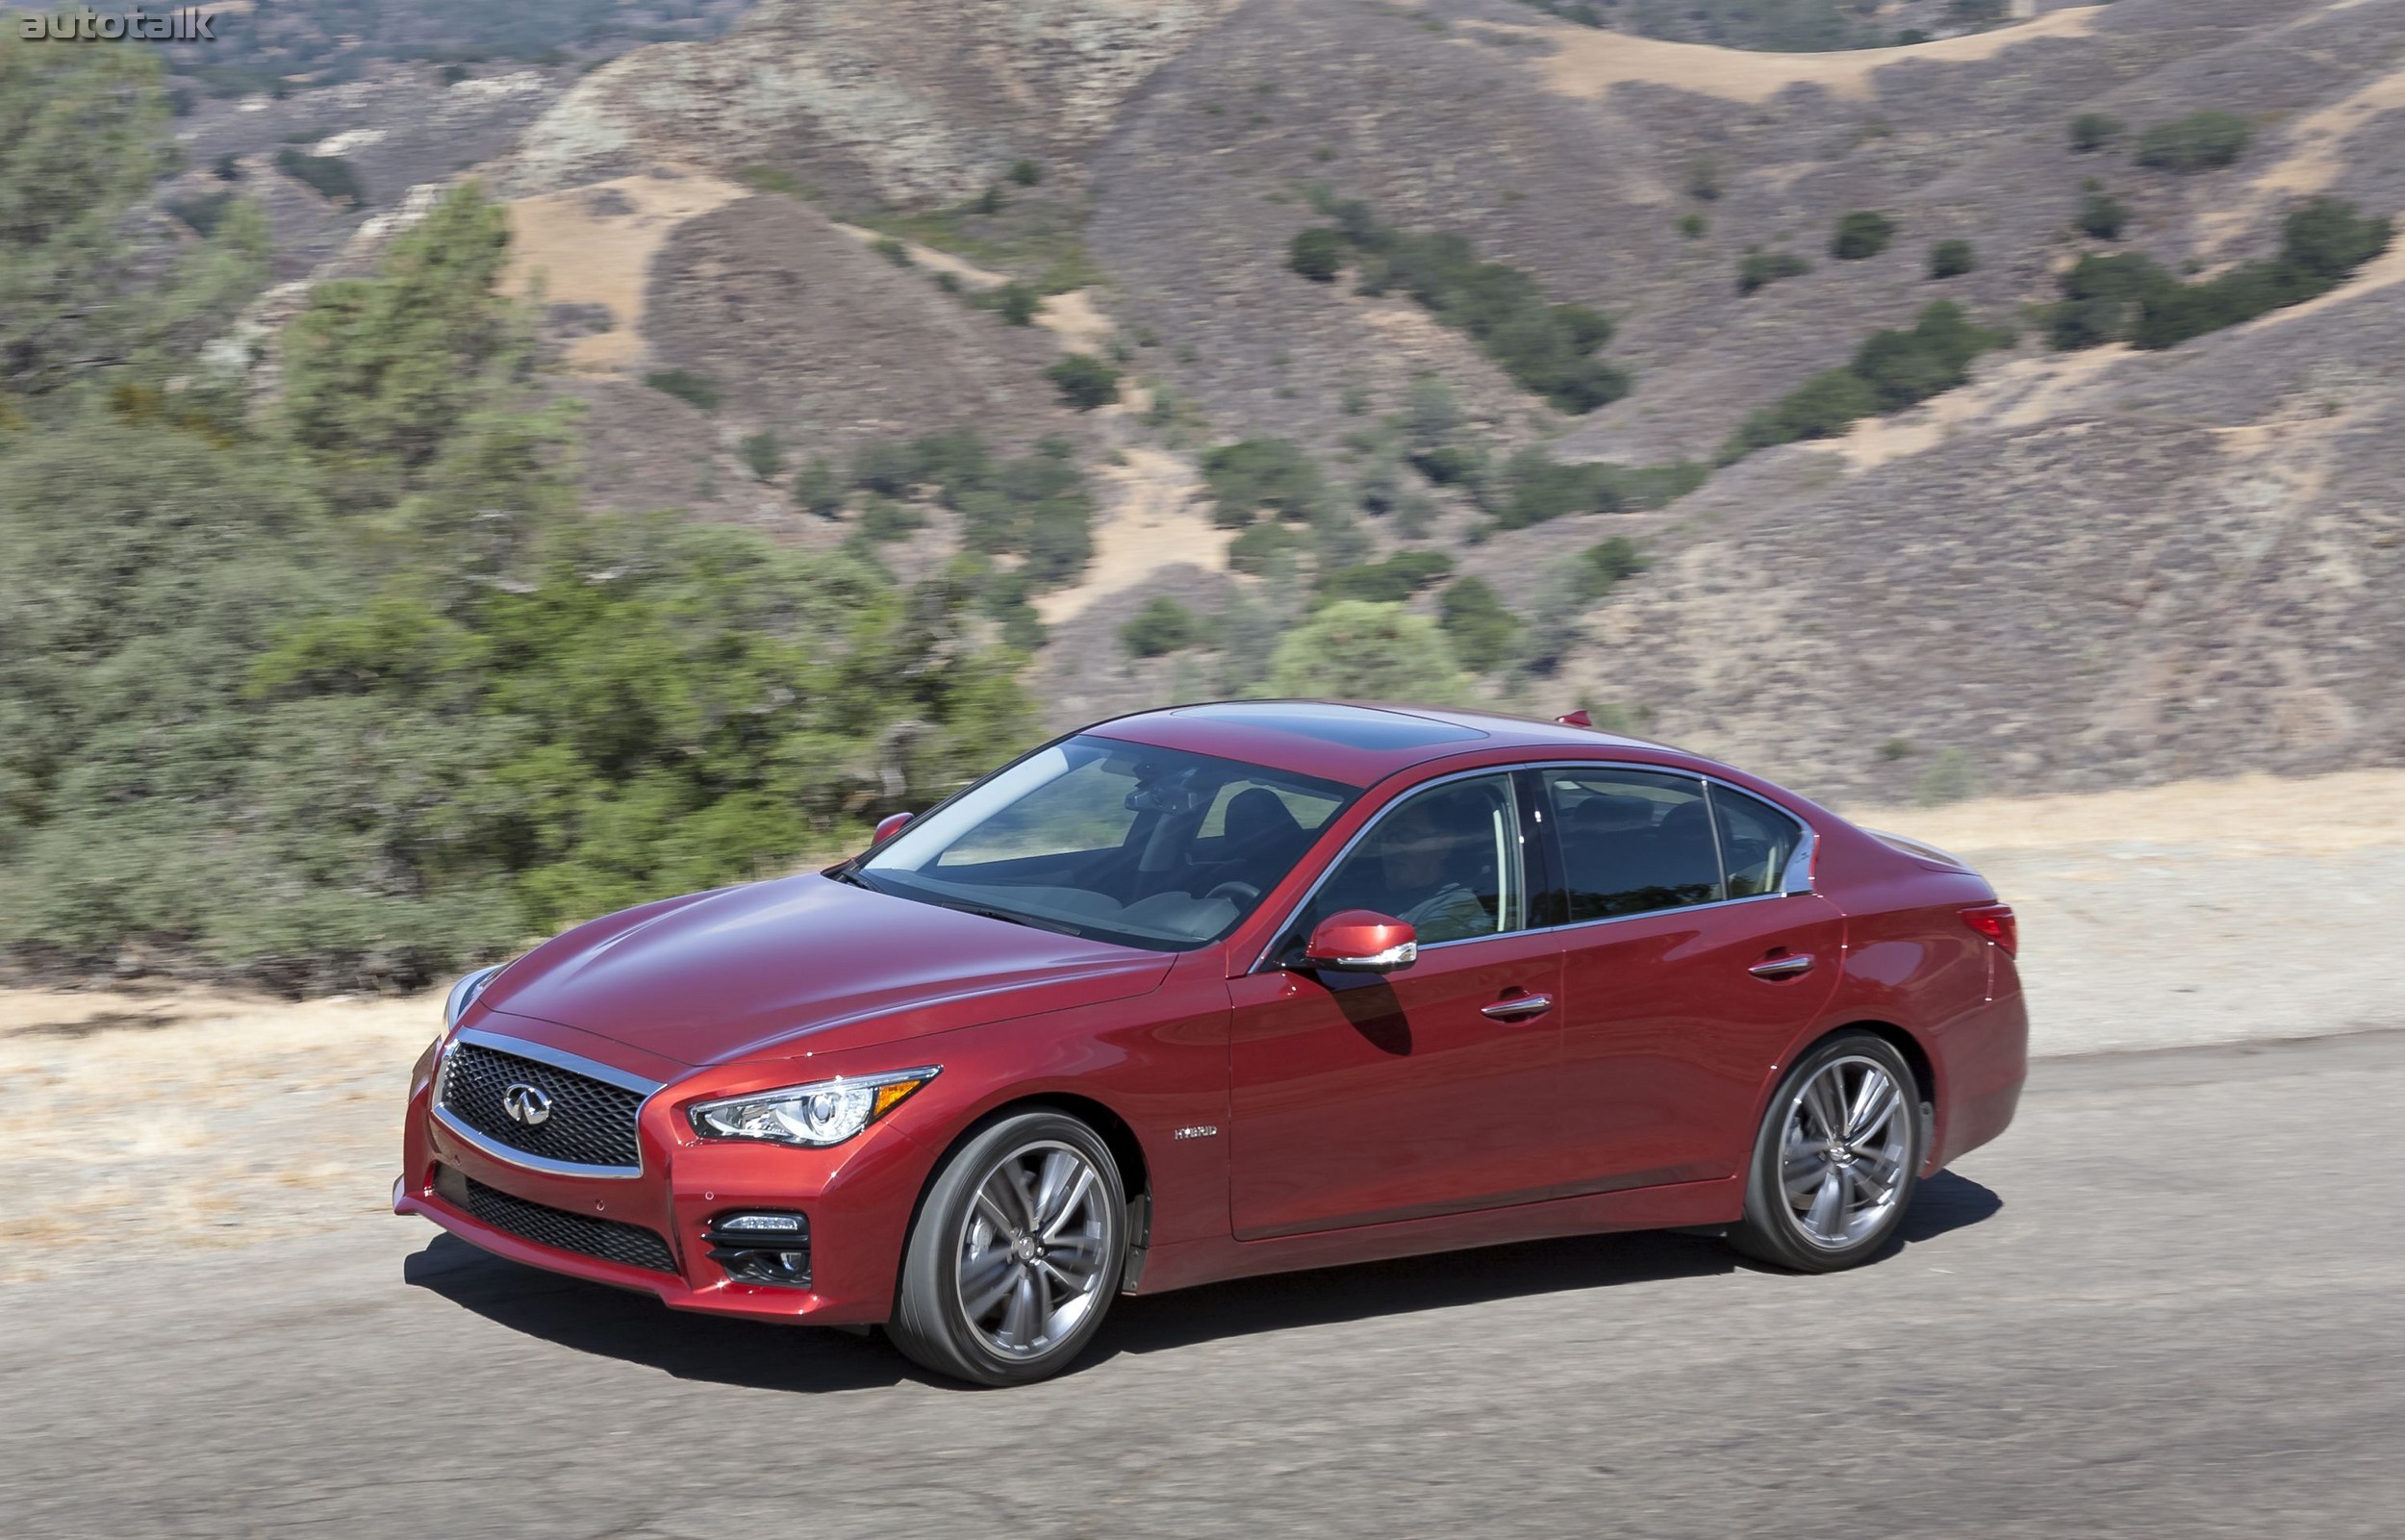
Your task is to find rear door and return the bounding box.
[1228,771,1566,1238]
[1541,768,1844,1192]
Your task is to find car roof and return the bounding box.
[1085,699,1681,789]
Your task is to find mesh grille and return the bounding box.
[460,1173,677,1275]
[440,1041,644,1170]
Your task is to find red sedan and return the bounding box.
[397,701,2025,1385]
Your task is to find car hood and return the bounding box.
[471,873,1176,1067]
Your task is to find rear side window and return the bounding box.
[1543,769,1724,921]
[1710,786,1807,897]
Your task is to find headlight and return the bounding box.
[443,964,506,1029]
[688,1066,941,1149]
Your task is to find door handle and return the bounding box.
[1481,993,1555,1022]
[1749,953,1815,981]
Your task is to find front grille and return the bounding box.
[452,1170,678,1275]
[440,1040,644,1170]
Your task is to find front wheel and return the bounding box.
[887,1111,1126,1386]
[1727,1032,1924,1273]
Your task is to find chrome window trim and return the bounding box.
[1248,765,1534,974]
[1249,759,1819,973]
[432,1026,666,1181]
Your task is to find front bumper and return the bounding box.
[394,1043,929,1325]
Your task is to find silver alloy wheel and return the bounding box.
[955,1139,1115,1360]
[1779,1053,1911,1250]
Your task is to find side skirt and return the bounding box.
[1127,1175,1744,1297]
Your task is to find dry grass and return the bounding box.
[1855,767,2405,857]
[1480,4,2104,108]
[504,171,749,372]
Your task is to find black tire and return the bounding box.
[887,1110,1127,1386]
[1727,1031,1924,1273]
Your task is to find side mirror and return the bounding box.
[1301,910,1419,974]
[871,811,916,846]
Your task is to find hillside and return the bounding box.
[153,0,2405,805]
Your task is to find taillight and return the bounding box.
[1962,903,2017,956]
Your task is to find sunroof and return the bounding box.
[1169,702,1486,749]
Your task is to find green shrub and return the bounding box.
[1121,596,1203,657]
[872,236,910,266]
[793,455,845,518]
[643,369,721,412]
[1678,211,1709,240]
[1202,438,1324,527]
[1487,448,1707,529]
[1317,549,1456,606]
[2069,112,2123,153]
[1579,536,1650,599]
[974,183,1005,215]
[1739,246,1810,294]
[1831,210,1896,260]
[1289,226,1345,282]
[1289,205,1629,413]
[1227,518,1300,575]
[1439,577,1519,672]
[1008,158,1045,187]
[2046,197,2392,350]
[1722,300,2011,459]
[274,147,364,204]
[2077,190,2130,240]
[2136,111,2251,172]
[1045,354,1121,411]
[166,189,238,238]
[970,281,1042,325]
[1927,239,1977,279]
[739,431,785,482]
[1264,600,1470,704]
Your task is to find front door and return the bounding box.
[1229,772,1565,1239]
[1539,766,1844,1192]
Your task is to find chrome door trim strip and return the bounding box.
[1249,759,1820,974]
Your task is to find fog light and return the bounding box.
[705,1211,811,1287]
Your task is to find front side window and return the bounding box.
[856,736,1353,950]
[1544,768,1724,921]
[1292,773,1527,949]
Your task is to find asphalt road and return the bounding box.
[6,1030,2403,1539]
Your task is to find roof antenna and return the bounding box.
[1556,709,1593,728]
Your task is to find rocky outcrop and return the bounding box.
[505,0,1243,202]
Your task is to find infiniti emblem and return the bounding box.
[501,1083,553,1126]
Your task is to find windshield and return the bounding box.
[853,735,1357,951]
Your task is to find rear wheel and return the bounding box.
[888,1111,1126,1386]
[1728,1032,1922,1273]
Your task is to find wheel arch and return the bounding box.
[894,1089,1155,1292]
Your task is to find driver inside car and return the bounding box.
[1328,789,1501,945]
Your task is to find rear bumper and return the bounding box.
[1928,982,2028,1170]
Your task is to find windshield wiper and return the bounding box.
[936,899,1089,939]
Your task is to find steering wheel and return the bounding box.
[1203,880,1259,906]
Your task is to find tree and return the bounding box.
[1045,353,1121,411]
[1121,597,1202,658]
[2069,113,2123,153]
[1288,226,1345,283]
[1264,601,1471,704]
[1831,211,1897,261]
[1927,240,1978,279]
[0,41,174,393]
[2136,112,2251,172]
[1439,577,1519,672]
